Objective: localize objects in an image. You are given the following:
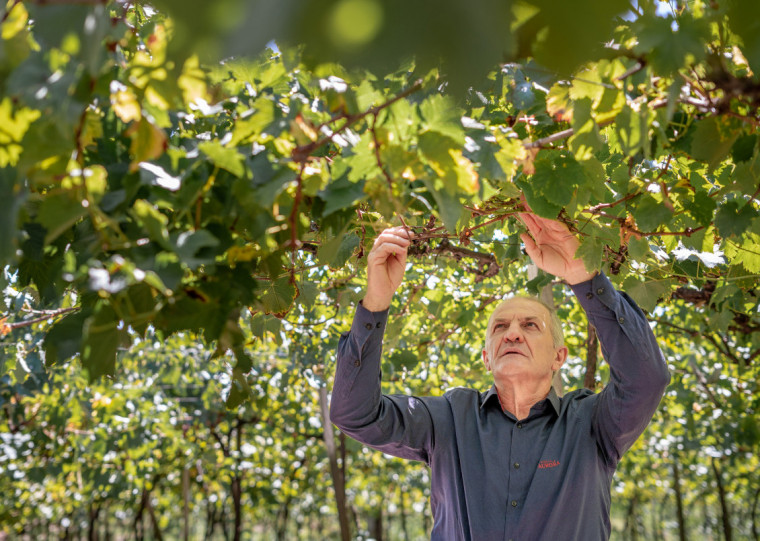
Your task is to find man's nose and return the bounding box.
[504,322,523,342]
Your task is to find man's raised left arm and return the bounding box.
[519,212,670,464]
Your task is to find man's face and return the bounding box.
[482,298,567,386]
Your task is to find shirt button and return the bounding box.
[618,316,625,324]
[354,360,361,367]
[376,322,382,328]
[511,500,518,507]
[514,462,520,469]
[517,423,523,429]
[586,292,593,299]
[365,323,373,330]
[596,287,605,295]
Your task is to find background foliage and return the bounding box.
[2,0,760,538]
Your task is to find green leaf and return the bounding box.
[345,132,381,183]
[424,180,468,233]
[297,280,320,309]
[631,195,673,232]
[575,234,605,274]
[81,302,124,380]
[530,153,586,207]
[736,414,760,447]
[355,80,384,111]
[124,283,155,337]
[172,229,220,269]
[690,117,740,170]
[0,167,23,267]
[622,277,673,312]
[199,140,246,177]
[261,276,297,316]
[229,98,276,146]
[568,99,602,161]
[131,199,171,249]
[419,95,464,142]
[715,200,756,238]
[732,149,760,195]
[684,191,717,227]
[515,176,562,219]
[731,134,757,164]
[225,367,252,409]
[318,175,366,217]
[250,312,283,340]
[522,0,629,75]
[318,232,360,269]
[726,0,760,77]
[156,295,219,334]
[615,104,646,157]
[727,232,760,273]
[390,349,419,370]
[43,310,88,365]
[633,13,708,74]
[38,191,87,245]
[627,237,650,261]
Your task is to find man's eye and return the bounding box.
[522,321,538,329]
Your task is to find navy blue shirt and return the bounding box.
[330,273,670,540]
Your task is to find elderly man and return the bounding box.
[330,213,670,540]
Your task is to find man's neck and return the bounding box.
[494,379,553,420]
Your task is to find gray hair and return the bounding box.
[486,296,564,348]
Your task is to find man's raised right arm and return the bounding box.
[329,228,434,463]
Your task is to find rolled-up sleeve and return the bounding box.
[571,273,670,466]
[329,302,434,463]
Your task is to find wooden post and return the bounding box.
[319,386,351,541]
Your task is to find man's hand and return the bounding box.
[362,227,414,312]
[518,213,597,285]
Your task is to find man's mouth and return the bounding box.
[501,348,526,357]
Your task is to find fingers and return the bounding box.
[370,227,414,258]
[520,232,541,263]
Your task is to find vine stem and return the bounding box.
[287,163,305,284]
[371,112,394,189]
[1,0,22,23]
[3,307,80,332]
[291,79,423,163]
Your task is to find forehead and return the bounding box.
[488,298,550,327]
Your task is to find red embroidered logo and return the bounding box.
[538,460,560,469]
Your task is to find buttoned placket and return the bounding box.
[503,416,527,537]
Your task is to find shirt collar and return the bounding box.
[481,384,561,417]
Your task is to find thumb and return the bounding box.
[520,232,542,263]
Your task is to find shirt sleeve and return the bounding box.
[329,302,434,463]
[570,272,670,466]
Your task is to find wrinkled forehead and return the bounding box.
[487,297,551,334]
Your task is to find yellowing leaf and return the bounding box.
[227,244,261,266]
[493,136,527,182]
[546,83,573,122]
[84,165,108,204]
[179,55,210,106]
[1,1,28,39]
[0,316,10,337]
[291,114,319,145]
[127,118,167,172]
[450,149,479,194]
[111,88,141,123]
[79,108,104,148]
[0,97,41,166]
[517,145,539,175]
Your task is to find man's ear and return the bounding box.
[552,346,568,371]
[482,349,491,372]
